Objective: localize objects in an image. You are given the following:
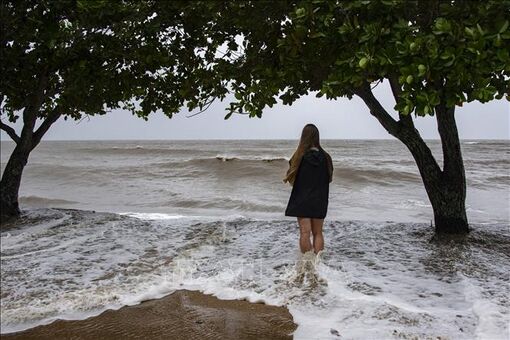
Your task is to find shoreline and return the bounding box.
[2,289,297,339]
[2,208,509,339]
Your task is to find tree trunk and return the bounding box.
[427,180,468,234]
[401,127,469,234]
[0,145,30,222]
[0,71,55,224]
[432,104,469,233]
[355,83,469,234]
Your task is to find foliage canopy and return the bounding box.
[0,0,221,128]
[196,0,509,119]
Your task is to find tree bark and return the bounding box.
[0,106,36,222]
[0,71,56,223]
[0,144,30,222]
[0,111,61,223]
[432,104,469,233]
[354,82,469,234]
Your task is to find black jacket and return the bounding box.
[285,148,330,219]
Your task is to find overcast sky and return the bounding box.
[1,82,508,141]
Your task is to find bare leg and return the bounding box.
[311,218,324,253]
[297,217,312,253]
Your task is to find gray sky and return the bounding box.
[1,82,509,141]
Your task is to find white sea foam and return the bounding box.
[120,212,187,220]
[214,153,289,162]
[2,209,508,338]
[462,275,510,340]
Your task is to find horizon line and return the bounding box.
[1,137,509,142]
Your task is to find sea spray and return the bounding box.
[285,250,327,288]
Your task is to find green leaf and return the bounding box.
[310,32,326,38]
[499,20,508,34]
[444,58,455,67]
[495,34,502,47]
[295,7,306,18]
[434,18,451,34]
[418,64,426,76]
[465,27,474,36]
[359,57,368,69]
[477,23,484,36]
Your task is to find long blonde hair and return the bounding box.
[283,124,333,185]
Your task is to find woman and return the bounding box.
[284,124,333,254]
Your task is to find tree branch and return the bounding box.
[371,80,382,90]
[0,120,20,144]
[186,97,216,118]
[433,77,464,178]
[32,109,62,149]
[355,81,443,187]
[436,103,464,178]
[388,74,402,103]
[388,75,414,129]
[353,82,400,137]
[20,67,51,145]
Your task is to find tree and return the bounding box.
[0,0,222,221]
[195,0,510,234]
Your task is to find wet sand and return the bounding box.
[3,289,297,339]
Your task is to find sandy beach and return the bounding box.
[2,289,296,339]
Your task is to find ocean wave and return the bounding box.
[110,145,144,149]
[333,167,421,185]
[142,196,285,213]
[398,199,432,209]
[76,146,194,155]
[214,154,289,162]
[485,175,510,184]
[187,156,422,185]
[150,155,290,169]
[160,157,422,185]
[465,159,510,167]
[19,196,78,206]
[119,212,187,220]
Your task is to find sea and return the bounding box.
[1,139,509,339]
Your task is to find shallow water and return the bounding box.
[1,140,509,223]
[1,209,509,339]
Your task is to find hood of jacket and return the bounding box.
[303,149,323,167]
